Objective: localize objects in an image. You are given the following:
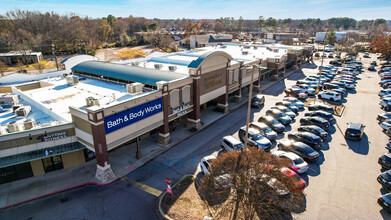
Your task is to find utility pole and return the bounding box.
[51,44,59,71]
[314,30,327,104]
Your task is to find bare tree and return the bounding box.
[198,147,305,220]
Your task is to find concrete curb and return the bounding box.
[156,174,194,220]
[0,63,309,211]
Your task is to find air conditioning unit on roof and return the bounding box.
[12,104,23,112]
[242,51,249,55]
[16,106,31,117]
[168,66,177,71]
[66,75,79,85]
[24,119,36,130]
[7,121,21,133]
[86,97,100,107]
[126,83,144,94]
[154,64,162,69]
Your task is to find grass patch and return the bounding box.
[117,49,146,59]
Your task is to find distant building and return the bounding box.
[315,32,347,42]
[190,34,232,48]
[0,51,43,65]
[265,33,298,42]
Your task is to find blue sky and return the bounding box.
[1,0,390,20]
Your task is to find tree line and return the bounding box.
[0,9,389,57]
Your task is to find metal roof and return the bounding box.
[188,51,233,69]
[72,61,187,86]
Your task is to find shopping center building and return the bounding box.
[0,43,313,183]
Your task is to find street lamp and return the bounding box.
[314,31,328,104]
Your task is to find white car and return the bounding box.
[283,97,305,109]
[317,90,341,101]
[199,155,216,174]
[306,76,326,84]
[293,84,316,95]
[339,80,355,89]
[381,119,391,131]
[198,156,231,190]
[221,136,244,151]
[272,150,309,174]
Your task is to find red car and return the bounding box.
[280,167,306,191]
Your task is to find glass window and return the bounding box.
[169,89,180,108]
[182,86,191,104]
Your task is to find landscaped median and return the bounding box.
[157,175,212,220]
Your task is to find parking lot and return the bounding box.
[243,54,391,219]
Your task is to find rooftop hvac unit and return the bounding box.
[0,94,18,105]
[24,119,36,130]
[220,45,227,48]
[243,45,250,49]
[66,75,79,85]
[16,106,31,117]
[7,121,21,133]
[154,64,162,69]
[126,83,144,94]
[168,66,177,71]
[86,96,100,107]
[273,49,279,53]
[242,51,249,55]
[12,104,23,112]
[254,46,258,50]
[131,62,140,66]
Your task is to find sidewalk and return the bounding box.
[0,63,310,210]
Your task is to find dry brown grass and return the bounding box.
[117,49,146,59]
[161,176,211,220]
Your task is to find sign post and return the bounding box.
[165,177,172,195]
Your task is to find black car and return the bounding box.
[251,94,265,108]
[386,141,391,152]
[277,140,319,162]
[323,82,342,90]
[380,80,391,86]
[329,60,342,67]
[300,116,330,130]
[275,101,299,113]
[258,115,285,133]
[307,103,334,113]
[371,61,378,66]
[298,125,328,140]
[266,109,292,126]
[344,122,365,140]
[378,192,391,213]
[379,153,391,170]
[304,110,335,123]
[368,65,376,71]
[382,82,391,89]
[377,170,391,191]
[288,132,323,149]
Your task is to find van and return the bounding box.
[220,136,244,152]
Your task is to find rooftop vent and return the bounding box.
[16,106,31,117]
[168,66,177,71]
[0,94,18,105]
[242,51,249,55]
[12,104,23,112]
[154,64,162,69]
[126,83,144,94]
[86,97,100,107]
[243,45,250,49]
[24,119,36,130]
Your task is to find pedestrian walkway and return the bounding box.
[0,63,311,210]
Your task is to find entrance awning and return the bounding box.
[0,142,86,168]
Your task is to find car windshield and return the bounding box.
[293,157,305,164]
[271,119,279,125]
[301,146,315,154]
[253,97,261,102]
[346,128,361,134]
[282,109,290,113]
[292,173,302,181]
[386,171,391,181]
[252,133,264,140]
[383,155,391,162]
[263,127,273,133]
[277,112,286,117]
[234,143,245,150]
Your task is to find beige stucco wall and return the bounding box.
[30,159,45,176]
[62,150,85,169]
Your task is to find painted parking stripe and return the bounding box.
[130,181,162,197]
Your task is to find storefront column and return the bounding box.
[253,67,261,92]
[281,64,286,76]
[234,68,243,103]
[273,63,279,80]
[187,76,202,130]
[158,86,171,146]
[216,94,229,113]
[87,108,115,183]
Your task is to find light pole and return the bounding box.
[314,31,328,104]
[51,44,59,71]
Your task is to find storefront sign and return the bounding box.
[37,131,67,142]
[204,73,223,90]
[172,104,191,114]
[104,98,162,134]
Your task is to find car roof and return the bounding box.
[202,155,216,162]
[250,121,267,128]
[223,135,242,144]
[347,123,362,129]
[292,131,319,138]
[272,150,300,160]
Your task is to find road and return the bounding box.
[1,54,390,220]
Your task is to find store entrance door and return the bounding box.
[42,155,64,173]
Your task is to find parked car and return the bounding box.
[266,109,292,126]
[382,82,391,89]
[284,88,308,99]
[304,110,335,123]
[377,170,391,191]
[308,103,334,113]
[238,126,272,151]
[378,192,391,213]
[221,136,244,152]
[379,153,391,170]
[298,125,328,140]
[380,98,391,108]
[317,90,341,102]
[331,88,347,97]
[251,94,265,108]
[277,139,319,162]
[339,80,355,89]
[272,150,309,174]
[300,116,330,130]
[279,168,306,191]
[198,156,231,190]
[271,106,296,119]
[328,54,334,58]
[283,97,305,109]
[306,76,326,84]
[323,82,342,91]
[378,113,391,122]
[368,65,376,71]
[329,60,342,66]
[363,54,370,58]
[379,80,391,86]
[344,122,365,140]
[258,116,285,133]
[380,119,391,131]
[292,84,316,95]
[275,101,299,113]
[248,122,277,141]
[379,89,391,97]
[371,61,378,66]
[288,132,323,149]
[199,155,216,175]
